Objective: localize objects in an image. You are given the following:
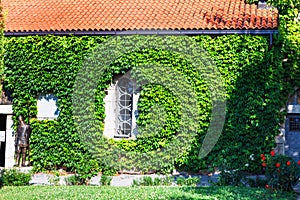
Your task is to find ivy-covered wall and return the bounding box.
[3,34,285,175]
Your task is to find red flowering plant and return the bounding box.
[261,153,267,172]
[261,150,300,192]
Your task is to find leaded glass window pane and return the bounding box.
[116,78,133,137]
[290,117,300,131]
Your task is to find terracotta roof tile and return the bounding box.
[2,0,278,33]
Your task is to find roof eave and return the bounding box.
[4,29,279,36]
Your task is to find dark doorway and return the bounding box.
[0,115,6,167]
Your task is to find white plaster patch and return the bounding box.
[37,94,59,120]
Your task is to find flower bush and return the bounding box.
[261,151,300,191]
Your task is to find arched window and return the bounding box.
[116,78,133,137]
[103,75,139,139]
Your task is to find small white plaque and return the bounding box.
[0,131,5,142]
[37,94,59,120]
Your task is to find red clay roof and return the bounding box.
[2,0,278,33]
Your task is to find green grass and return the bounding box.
[0,186,296,200]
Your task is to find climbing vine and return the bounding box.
[269,0,300,91]
[4,33,284,175]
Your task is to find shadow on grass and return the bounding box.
[169,186,297,200]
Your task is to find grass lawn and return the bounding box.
[0,186,296,200]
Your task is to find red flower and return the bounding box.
[287,161,291,166]
[265,184,269,188]
[262,156,266,161]
[298,160,300,165]
[270,150,275,157]
[276,163,280,168]
[261,154,265,158]
[262,162,267,167]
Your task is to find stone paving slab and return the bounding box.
[29,173,220,187]
[29,173,52,185]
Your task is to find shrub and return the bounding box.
[262,151,300,192]
[175,176,201,186]
[132,179,139,186]
[184,177,201,186]
[247,176,268,188]
[48,176,60,186]
[175,177,185,186]
[141,176,153,186]
[100,175,112,186]
[160,176,173,186]
[215,169,246,186]
[65,175,85,186]
[152,177,159,185]
[132,176,172,186]
[0,168,32,186]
